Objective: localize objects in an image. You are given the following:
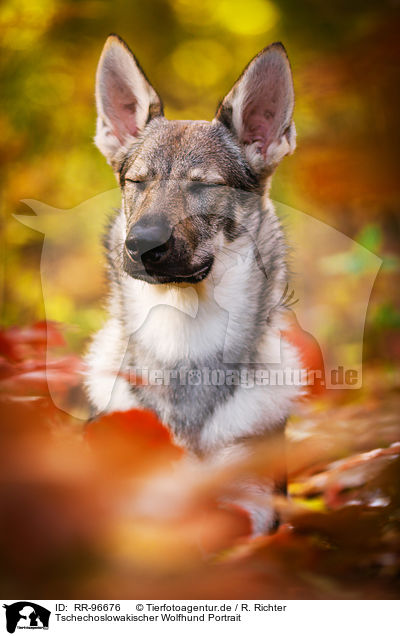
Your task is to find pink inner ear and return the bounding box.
[104,72,139,141]
[240,51,290,157]
[113,100,138,140]
[242,100,275,156]
[242,82,281,157]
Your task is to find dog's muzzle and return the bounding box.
[124,218,213,284]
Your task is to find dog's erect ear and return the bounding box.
[215,43,295,174]
[95,34,163,164]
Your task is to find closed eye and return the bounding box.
[124,178,148,191]
[188,180,226,191]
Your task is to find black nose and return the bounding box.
[125,218,173,268]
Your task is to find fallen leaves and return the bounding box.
[0,322,399,599]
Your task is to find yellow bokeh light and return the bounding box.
[0,0,57,49]
[171,39,231,87]
[170,0,279,35]
[170,0,215,26]
[214,0,279,35]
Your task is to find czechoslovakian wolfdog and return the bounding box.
[85,34,302,534]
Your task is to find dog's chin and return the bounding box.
[123,258,214,285]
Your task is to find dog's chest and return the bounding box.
[130,362,236,448]
[119,275,257,445]
[123,299,237,438]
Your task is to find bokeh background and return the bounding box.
[1,0,400,367]
[1,0,400,602]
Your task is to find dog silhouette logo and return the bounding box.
[3,602,50,633]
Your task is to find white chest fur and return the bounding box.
[120,237,258,365]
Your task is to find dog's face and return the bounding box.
[95,35,296,284]
[119,118,260,284]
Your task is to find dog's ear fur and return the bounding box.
[215,43,296,174]
[95,34,163,165]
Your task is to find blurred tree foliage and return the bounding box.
[1,0,399,362]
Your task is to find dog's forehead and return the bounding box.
[125,119,253,184]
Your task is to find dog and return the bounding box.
[85,34,302,534]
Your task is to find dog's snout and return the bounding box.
[125,218,172,266]
[124,215,213,284]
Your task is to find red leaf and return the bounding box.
[86,409,183,476]
[0,321,65,361]
[281,310,325,396]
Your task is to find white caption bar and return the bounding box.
[1,599,398,635]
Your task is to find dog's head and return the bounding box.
[95,34,295,284]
